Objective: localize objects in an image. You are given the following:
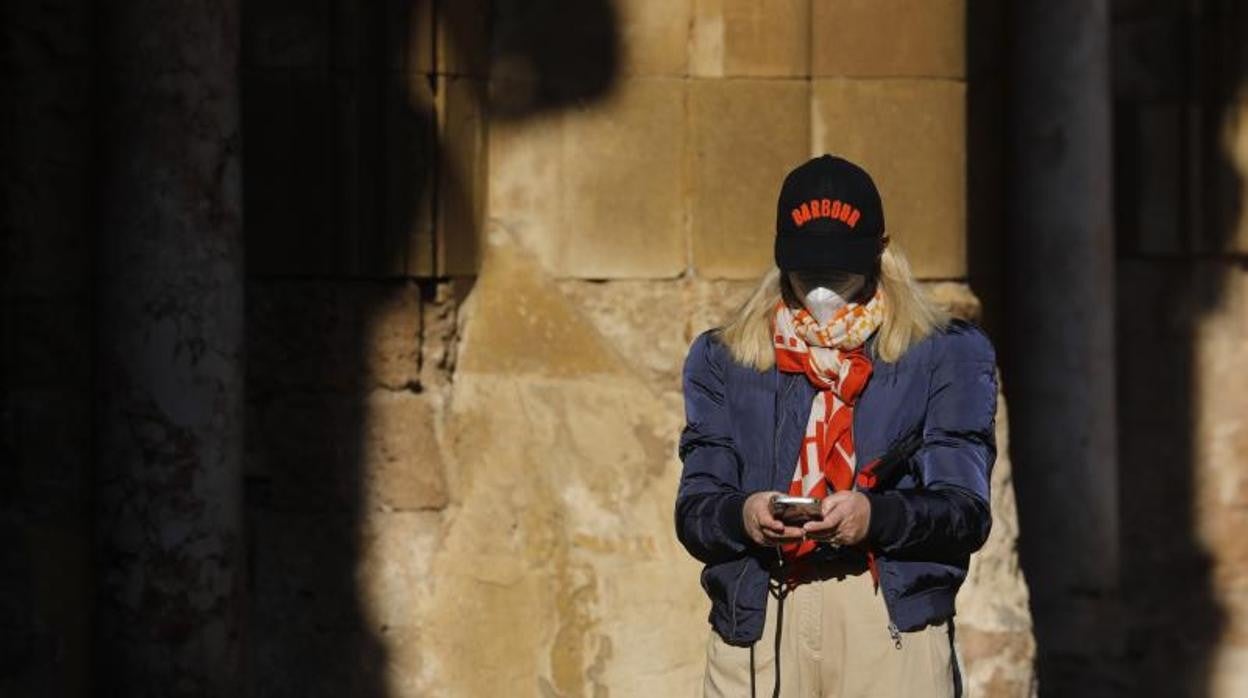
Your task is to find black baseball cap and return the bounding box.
[774,155,885,274]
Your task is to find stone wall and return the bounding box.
[240,1,1035,695]
[1,1,1037,695]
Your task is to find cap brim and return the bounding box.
[775,234,880,274]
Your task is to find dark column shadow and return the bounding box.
[1113,2,1242,695]
[979,0,1241,695]
[240,1,618,695]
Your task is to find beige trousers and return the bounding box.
[703,566,961,697]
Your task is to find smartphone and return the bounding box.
[770,495,823,524]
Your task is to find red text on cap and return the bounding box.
[791,198,861,229]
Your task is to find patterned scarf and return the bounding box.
[773,288,885,560]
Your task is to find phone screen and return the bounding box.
[771,496,822,524]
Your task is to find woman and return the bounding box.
[675,155,997,697]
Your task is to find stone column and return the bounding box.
[1007,0,1120,688]
[94,1,245,693]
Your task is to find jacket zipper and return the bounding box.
[736,371,791,640]
[850,353,903,650]
[888,622,903,649]
[773,373,795,488]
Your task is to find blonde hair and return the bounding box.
[717,242,949,368]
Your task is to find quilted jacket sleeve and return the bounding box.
[674,330,753,565]
[864,322,998,559]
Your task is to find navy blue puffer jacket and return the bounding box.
[675,319,997,646]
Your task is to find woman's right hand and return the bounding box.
[743,492,807,547]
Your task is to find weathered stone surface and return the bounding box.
[401,236,707,695]
[556,277,758,391]
[955,383,1037,697]
[926,281,983,322]
[555,279,692,389]
[690,0,810,77]
[248,280,421,392]
[457,233,623,377]
[690,78,810,279]
[488,78,688,279]
[358,511,443,629]
[419,279,467,393]
[94,0,247,688]
[812,79,966,279]
[616,0,693,76]
[812,0,964,78]
[361,389,448,512]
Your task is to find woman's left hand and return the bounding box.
[802,491,871,546]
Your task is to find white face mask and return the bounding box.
[789,271,866,325]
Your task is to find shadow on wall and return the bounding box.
[240,1,618,694]
[1112,1,1245,695]
[972,0,1245,696]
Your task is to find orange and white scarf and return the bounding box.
[773,289,885,559]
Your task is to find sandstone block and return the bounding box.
[812,0,964,78]
[427,371,699,694]
[361,282,424,390]
[488,78,688,279]
[811,78,966,279]
[457,237,623,378]
[357,510,442,629]
[617,0,693,75]
[360,389,448,512]
[556,279,694,389]
[690,79,809,278]
[247,280,421,393]
[690,0,810,77]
